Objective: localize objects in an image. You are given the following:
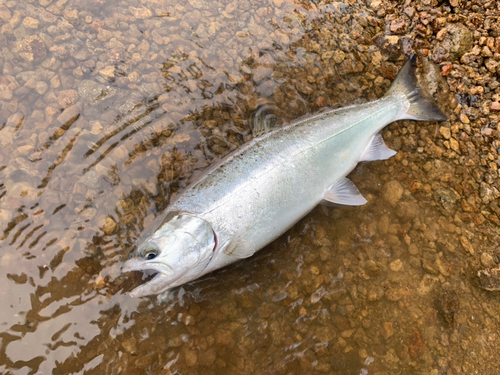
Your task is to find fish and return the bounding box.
[122,55,447,298]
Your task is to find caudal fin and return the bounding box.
[385,54,448,122]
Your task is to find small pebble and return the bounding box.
[389,259,403,272]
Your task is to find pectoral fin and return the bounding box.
[360,133,396,162]
[224,238,256,259]
[322,178,367,206]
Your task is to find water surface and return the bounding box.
[1,0,499,374]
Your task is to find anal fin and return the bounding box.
[322,178,367,206]
[360,133,396,162]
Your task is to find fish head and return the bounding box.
[122,212,216,297]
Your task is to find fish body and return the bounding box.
[122,55,447,297]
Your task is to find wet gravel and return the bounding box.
[0,0,500,374]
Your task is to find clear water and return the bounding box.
[0,0,498,374]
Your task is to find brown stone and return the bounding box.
[18,35,47,62]
[441,64,452,76]
[389,19,405,34]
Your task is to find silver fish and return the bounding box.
[122,55,447,297]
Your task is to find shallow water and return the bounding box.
[1,0,500,374]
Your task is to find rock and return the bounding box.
[137,40,150,55]
[81,170,101,189]
[436,290,459,327]
[485,58,499,73]
[389,19,405,34]
[382,181,403,206]
[481,253,495,268]
[129,6,153,19]
[57,103,82,124]
[382,322,394,339]
[8,182,36,201]
[330,354,346,370]
[435,258,450,276]
[50,75,60,88]
[480,182,495,203]
[339,58,364,75]
[198,348,217,367]
[58,89,79,107]
[436,28,447,41]
[0,86,13,100]
[23,17,39,29]
[332,50,345,64]
[18,35,47,62]
[214,329,233,345]
[385,288,403,301]
[184,348,197,366]
[459,113,470,124]
[35,81,48,95]
[128,71,139,83]
[91,121,103,135]
[389,259,403,272]
[441,23,473,60]
[99,66,115,79]
[408,243,419,255]
[491,102,500,111]
[40,9,57,23]
[460,236,474,255]
[0,5,11,21]
[252,66,273,82]
[364,260,381,276]
[1,253,12,266]
[441,64,453,76]
[434,188,459,214]
[168,336,183,348]
[449,138,459,152]
[101,217,117,235]
[439,126,451,139]
[378,63,398,79]
[378,215,389,234]
[122,337,137,353]
[404,7,414,17]
[370,0,382,10]
[395,201,419,220]
[417,274,438,295]
[77,80,116,104]
[478,266,500,291]
[367,286,384,301]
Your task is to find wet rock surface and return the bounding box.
[0,0,500,374]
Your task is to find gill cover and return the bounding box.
[149,212,216,267]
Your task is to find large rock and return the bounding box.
[441,23,473,60]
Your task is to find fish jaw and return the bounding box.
[121,258,182,297]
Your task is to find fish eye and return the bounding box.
[142,244,159,260]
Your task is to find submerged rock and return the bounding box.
[478,266,500,292]
[382,180,403,206]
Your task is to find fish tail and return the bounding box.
[385,54,448,122]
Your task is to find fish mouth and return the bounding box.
[122,260,181,297]
[130,271,179,298]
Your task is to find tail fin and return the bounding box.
[385,54,448,122]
